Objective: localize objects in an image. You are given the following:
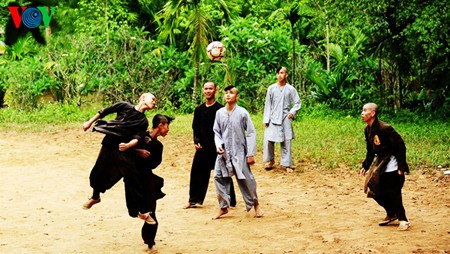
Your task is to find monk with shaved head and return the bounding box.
[82,93,157,210]
[359,103,410,231]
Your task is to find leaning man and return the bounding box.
[359,103,410,231]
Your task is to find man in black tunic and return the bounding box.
[184,82,236,209]
[82,93,156,210]
[359,103,410,231]
[120,114,174,253]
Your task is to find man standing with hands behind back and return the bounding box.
[184,82,236,209]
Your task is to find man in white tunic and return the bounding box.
[263,67,301,173]
[212,85,263,219]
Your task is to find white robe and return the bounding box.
[263,83,301,142]
[213,104,256,179]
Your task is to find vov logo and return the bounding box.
[7,6,55,29]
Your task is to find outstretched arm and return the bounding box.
[83,113,101,131]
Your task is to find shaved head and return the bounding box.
[363,103,378,115]
[361,102,379,125]
[204,81,216,88]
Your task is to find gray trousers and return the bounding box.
[263,139,292,167]
[214,163,259,211]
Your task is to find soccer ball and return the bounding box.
[206,41,226,61]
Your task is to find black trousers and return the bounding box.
[142,213,158,248]
[90,145,130,193]
[126,170,165,217]
[189,148,236,206]
[374,171,408,221]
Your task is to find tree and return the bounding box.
[269,0,301,86]
[157,0,236,102]
[342,0,450,112]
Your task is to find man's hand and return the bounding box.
[195,143,202,150]
[136,149,151,158]
[359,168,367,176]
[247,156,255,165]
[119,142,129,151]
[82,121,91,132]
[217,147,224,154]
[287,113,294,119]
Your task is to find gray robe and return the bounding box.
[263,83,301,142]
[213,104,256,179]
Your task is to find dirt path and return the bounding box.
[0,128,449,253]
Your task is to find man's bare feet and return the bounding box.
[264,160,275,170]
[183,202,202,209]
[254,204,264,218]
[282,166,294,173]
[82,197,100,210]
[212,208,228,220]
[183,202,193,209]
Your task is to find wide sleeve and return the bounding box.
[244,111,257,157]
[213,110,223,150]
[362,128,375,170]
[289,87,301,117]
[263,86,272,124]
[192,106,200,144]
[98,102,125,118]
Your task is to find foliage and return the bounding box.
[343,0,450,113]
[306,28,378,110]
[157,0,238,102]
[0,0,448,120]
[217,16,291,111]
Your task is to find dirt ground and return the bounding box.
[0,127,449,254]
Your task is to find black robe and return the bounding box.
[89,102,148,194]
[189,102,236,206]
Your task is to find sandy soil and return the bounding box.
[0,128,449,254]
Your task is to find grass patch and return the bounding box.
[1,104,448,170]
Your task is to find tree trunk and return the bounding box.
[398,74,403,109]
[0,88,5,107]
[193,61,199,103]
[326,19,330,72]
[105,0,111,76]
[378,43,383,105]
[291,23,295,87]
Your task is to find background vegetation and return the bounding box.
[0,1,448,169]
[0,0,449,118]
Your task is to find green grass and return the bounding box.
[1,104,448,170]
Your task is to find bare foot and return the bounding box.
[183,202,193,209]
[282,166,294,173]
[147,246,158,254]
[82,197,101,210]
[254,204,264,218]
[212,208,228,220]
[183,202,202,209]
[264,160,275,170]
